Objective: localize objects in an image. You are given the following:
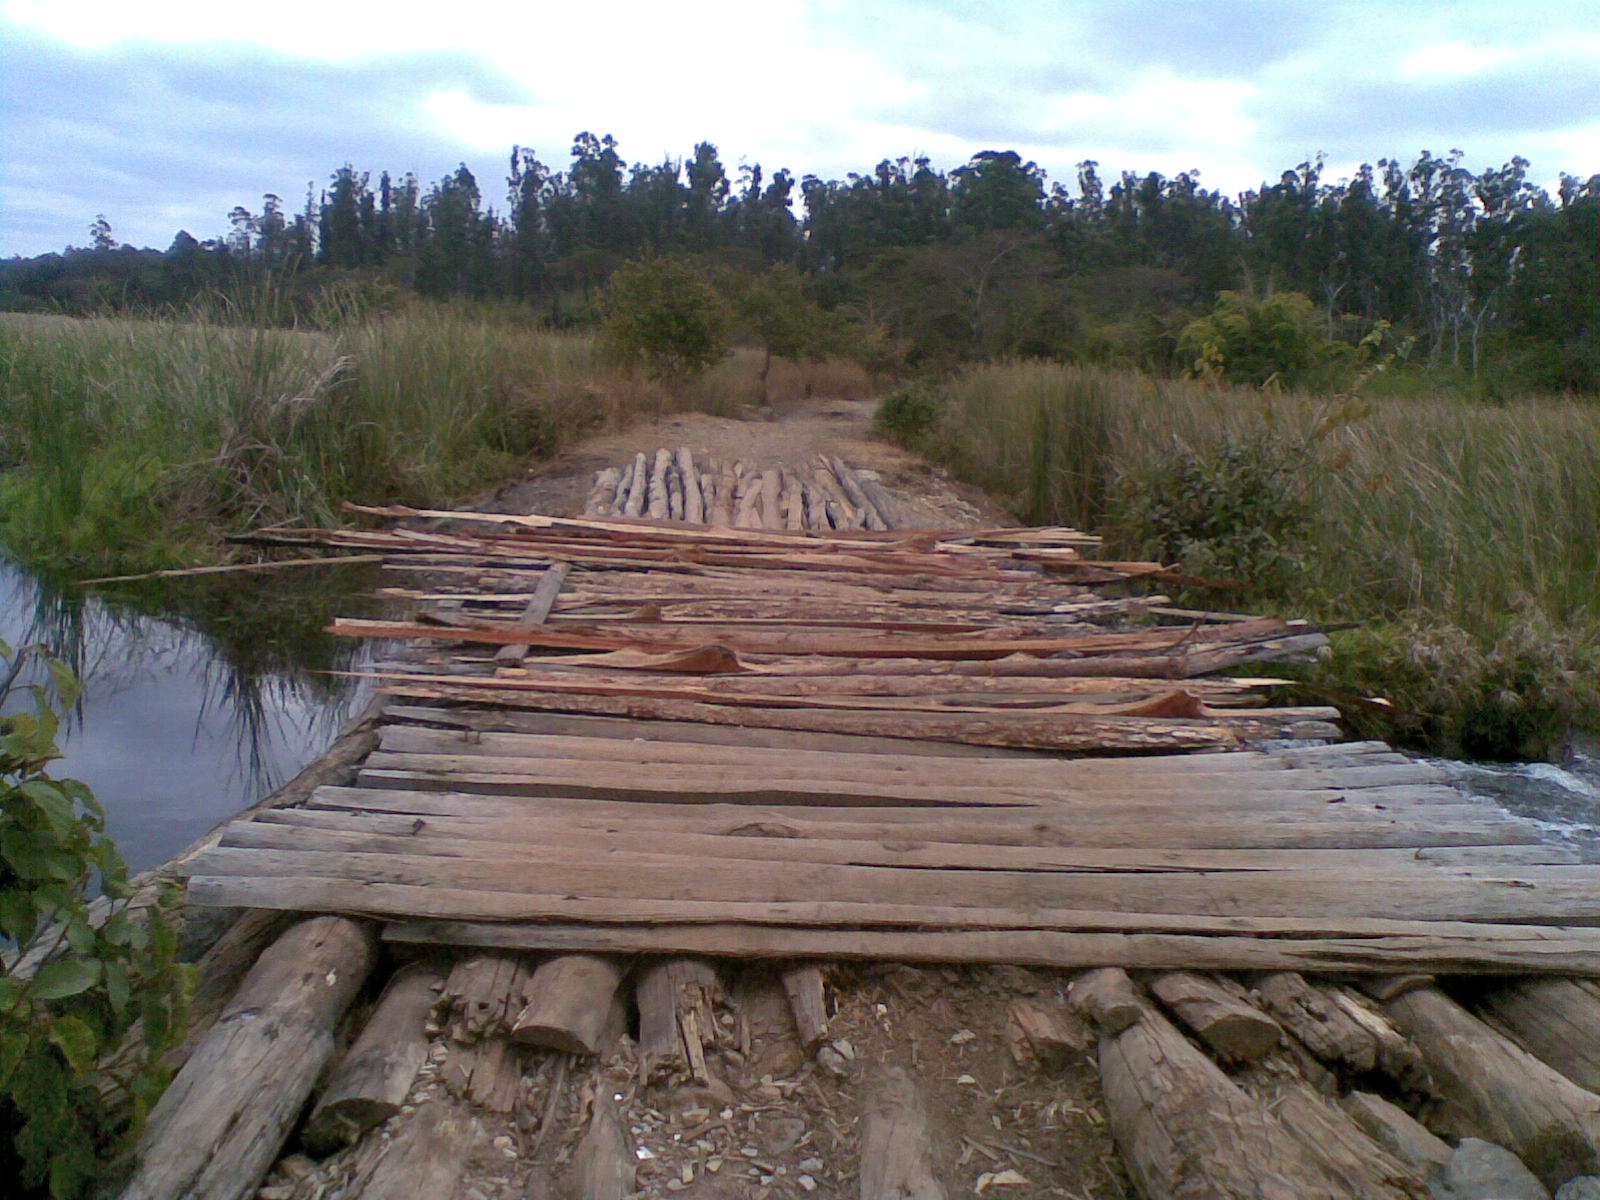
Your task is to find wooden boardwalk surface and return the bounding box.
[188,456,1600,977]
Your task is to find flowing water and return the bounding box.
[1430,738,1600,863]
[1,557,382,875]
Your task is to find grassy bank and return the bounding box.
[880,361,1600,758]
[0,309,867,578]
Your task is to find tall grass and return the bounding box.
[883,360,1600,756]
[0,308,801,576]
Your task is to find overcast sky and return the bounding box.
[3,0,1597,257]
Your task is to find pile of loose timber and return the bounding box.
[583,449,913,531]
[186,495,1600,976]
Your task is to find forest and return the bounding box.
[2,134,1597,393]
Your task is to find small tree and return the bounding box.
[729,265,851,402]
[1,642,189,1197]
[602,256,728,382]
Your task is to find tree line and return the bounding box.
[3,135,1596,390]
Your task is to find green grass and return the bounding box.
[0,307,758,577]
[881,360,1600,757]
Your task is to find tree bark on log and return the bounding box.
[623,452,648,518]
[647,449,672,520]
[1150,971,1281,1063]
[1069,967,1142,1036]
[1385,985,1600,1185]
[439,952,536,1040]
[1253,971,1377,1072]
[511,954,626,1055]
[1259,1080,1429,1199]
[782,965,830,1053]
[677,449,704,524]
[858,1065,947,1200]
[120,916,377,1200]
[584,468,622,517]
[1004,999,1085,1071]
[1097,1000,1352,1199]
[1341,1091,1452,1177]
[303,960,442,1155]
[344,1095,480,1199]
[1472,976,1600,1093]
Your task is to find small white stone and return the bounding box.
[950,1029,977,1046]
[706,1158,723,1173]
[635,1147,656,1161]
[798,1175,818,1192]
[800,1157,824,1172]
[956,1074,978,1086]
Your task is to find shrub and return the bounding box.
[1179,291,1341,389]
[1115,429,1314,602]
[1310,614,1600,760]
[602,256,728,382]
[873,382,945,446]
[1,641,190,1197]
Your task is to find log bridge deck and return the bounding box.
[188,454,1600,976]
[127,452,1600,1200]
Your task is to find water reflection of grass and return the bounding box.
[3,557,382,798]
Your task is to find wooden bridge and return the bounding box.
[123,452,1600,1200]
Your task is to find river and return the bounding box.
[1,556,380,875]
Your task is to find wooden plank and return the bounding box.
[236,809,1574,873]
[298,785,1543,849]
[491,561,571,666]
[369,726,1442,789]
[379,703,1049,759]
[182,848,1600,928]
[377,683,1335,752]
[378,918,1600,976]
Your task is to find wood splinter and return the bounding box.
[636,957,723,1083]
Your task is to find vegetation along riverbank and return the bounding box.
[878,359,1600,761]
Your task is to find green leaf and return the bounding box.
[103,959,131,1014]
[1,827,82,880]
[48,1015,100,1073]
[30,958,101,1001]
[19,779,76,833]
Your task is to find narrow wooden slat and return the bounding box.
[490,561,571,666]
[377,919,1600,976]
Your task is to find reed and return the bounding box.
[883,359,1600,755]
[0,307,791,576]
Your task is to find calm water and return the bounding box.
[1,557,379,874]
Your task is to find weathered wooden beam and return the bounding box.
[1385,985,1600,1185]
[858,1066,946,1200]
[1471,976,1600,1093]
[120,916,377,1200]
[1149,971,1281,1063]
[303,960,442,1155]
[1096,1000,1349,1199]
[491,561,571,666]
[782,965,830,1052]
[511,955,626,1055]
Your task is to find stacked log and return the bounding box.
[579,448,923,531]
